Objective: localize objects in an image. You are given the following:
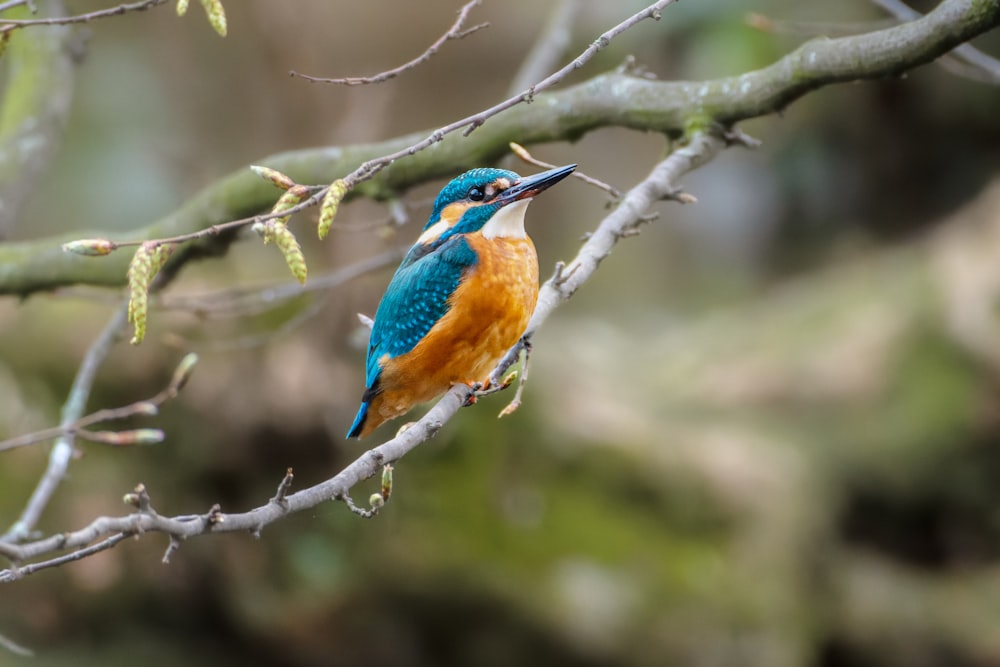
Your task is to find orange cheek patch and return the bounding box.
[440,201,471,225]
[417,202,473,245]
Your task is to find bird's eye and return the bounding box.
[468,186,485,202]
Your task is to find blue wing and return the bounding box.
[363,235,479,392]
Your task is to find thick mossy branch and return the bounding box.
[0,0,996,297]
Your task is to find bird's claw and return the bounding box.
[464,372,518,407]
[462,390,479,407]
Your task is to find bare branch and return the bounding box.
[290,0,488,85]
[0,0,169,33]
[269,468,294,508]
[510,142,621,199]
[1,303,128,543]
[0,1,33,13]
[0,352,196,453]
[497,340,532,418]
[2,533,132,579]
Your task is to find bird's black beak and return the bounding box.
[497,164,576,206]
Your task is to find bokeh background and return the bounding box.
[2,1,1000,665]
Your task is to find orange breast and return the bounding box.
[371,233,539,425]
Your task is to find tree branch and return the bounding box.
[0,0,168,33]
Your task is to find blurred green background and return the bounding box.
[2,1,1000,666]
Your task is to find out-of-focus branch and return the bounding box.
[0,0,75,238]
[0,131,718,581]
[506,0,579,95]
[0,303,128,543]
[0,631,32,657]
[157,248,404,318]
[745,12,897,38]
[0,2,32,13]
[289,0,488,85]
[868,0,1000,84]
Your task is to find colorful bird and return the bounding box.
[346,164,576,438]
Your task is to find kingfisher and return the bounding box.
[346,163,576,439]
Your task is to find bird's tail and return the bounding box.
[346,402,369,439]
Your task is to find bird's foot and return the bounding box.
[464,373,517,407]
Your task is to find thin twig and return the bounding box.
[270,468,295,507]
[498,340,532,418]
[0,352,196,453]
[291,0,487,85]
[745,12,896,38]
[1,533,132,580]
[340,493,379,519]
[0,0,168,33]
[0,0,29,12]
[510,142,622,198]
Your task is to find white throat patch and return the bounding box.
[481,199,531,240]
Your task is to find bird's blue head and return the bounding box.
[414,164,576,250]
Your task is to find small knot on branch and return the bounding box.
[122,482,158,516]
[269,468,295,510]
[722,127,762,149]
[162,535,183,564]
[204,504,225,528]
